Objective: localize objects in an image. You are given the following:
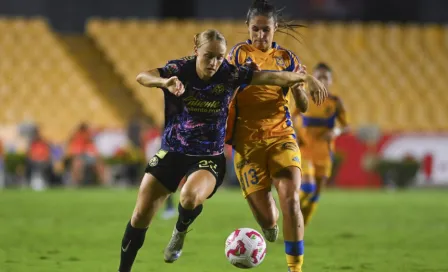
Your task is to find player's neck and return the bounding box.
[247,40,275,54]
[251,44,274,55]
[196,68,212,81]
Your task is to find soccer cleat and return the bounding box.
[262,225,279,242]
[164,227,188,263]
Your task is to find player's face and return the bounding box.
[248,15,277,52]
[313,68,333,88]
[196,40,226,79]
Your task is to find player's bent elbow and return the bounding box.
[136,72,146,84]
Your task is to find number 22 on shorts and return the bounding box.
[198,160,218,174]
[243,168,259,188]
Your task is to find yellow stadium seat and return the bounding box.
[0,17,123,142]
[84,19,448,131]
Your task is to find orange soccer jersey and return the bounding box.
[225,40,301,145]
[226,40,303,197]
[296,94,348,166]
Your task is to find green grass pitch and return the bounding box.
[0,188,447,272]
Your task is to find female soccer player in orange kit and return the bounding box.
[226,1,329,271]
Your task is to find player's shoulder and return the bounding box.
[274,44,301,72]
[328,93,344,105]
[328,93,340,100]
[164,56,195,72]
[229,41,253,54]
[166,55,195,66]
[228,41,253,66]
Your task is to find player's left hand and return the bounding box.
[244,61,261,71]
[164,76,185,97]
[306,75,328,106]
[298,64,307,75]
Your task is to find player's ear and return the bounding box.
[274,23,278,32]
[194,47,198,56]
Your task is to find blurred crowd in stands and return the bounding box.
[0,116,238,190]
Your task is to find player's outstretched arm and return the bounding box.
[250,71,328,105]
[136,69,169,88]
[136,69,185,96]
[250,71,306,87]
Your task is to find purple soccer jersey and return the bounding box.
[157,56,253,156]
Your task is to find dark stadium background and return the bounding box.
[0,1,447,272]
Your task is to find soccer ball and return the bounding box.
[225,228,267,269]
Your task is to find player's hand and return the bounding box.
[244,61,261,71]
[306,75,328,106]
[298,64,307,75]
[164,76,185,97]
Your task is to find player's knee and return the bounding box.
[280,190,301,217]
[131,210,151,228]
[179,190,201,210]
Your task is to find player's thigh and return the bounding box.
[272,166,302,214]
[132,173,172,228]
[145,149,187,192]
[233,147,270,198]
[180,170,216,208]
[268,137,302,183]
[133,150,187,226]
[246,189,278,228]
[268,138,302,211]
[180,154,226,207]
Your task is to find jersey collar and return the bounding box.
[246,39,279,54]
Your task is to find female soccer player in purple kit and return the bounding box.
[117,29,327,272]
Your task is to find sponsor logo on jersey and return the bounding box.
[211,84,226,95]
[183,96,222,113]
[275,56,286,68]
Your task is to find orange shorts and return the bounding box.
[233,135,302,197]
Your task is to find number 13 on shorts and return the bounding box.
[234,155,269,197]
[242,168,259,188]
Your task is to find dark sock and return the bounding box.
[118,221,148,272]
[175,203,203,232]
[166,195,174,210]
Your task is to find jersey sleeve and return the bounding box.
[157,58,187,78]
[227,43,247,67]
[284,49,302,72]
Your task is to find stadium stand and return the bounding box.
[0,17,124,142]
[87,19,448,131]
